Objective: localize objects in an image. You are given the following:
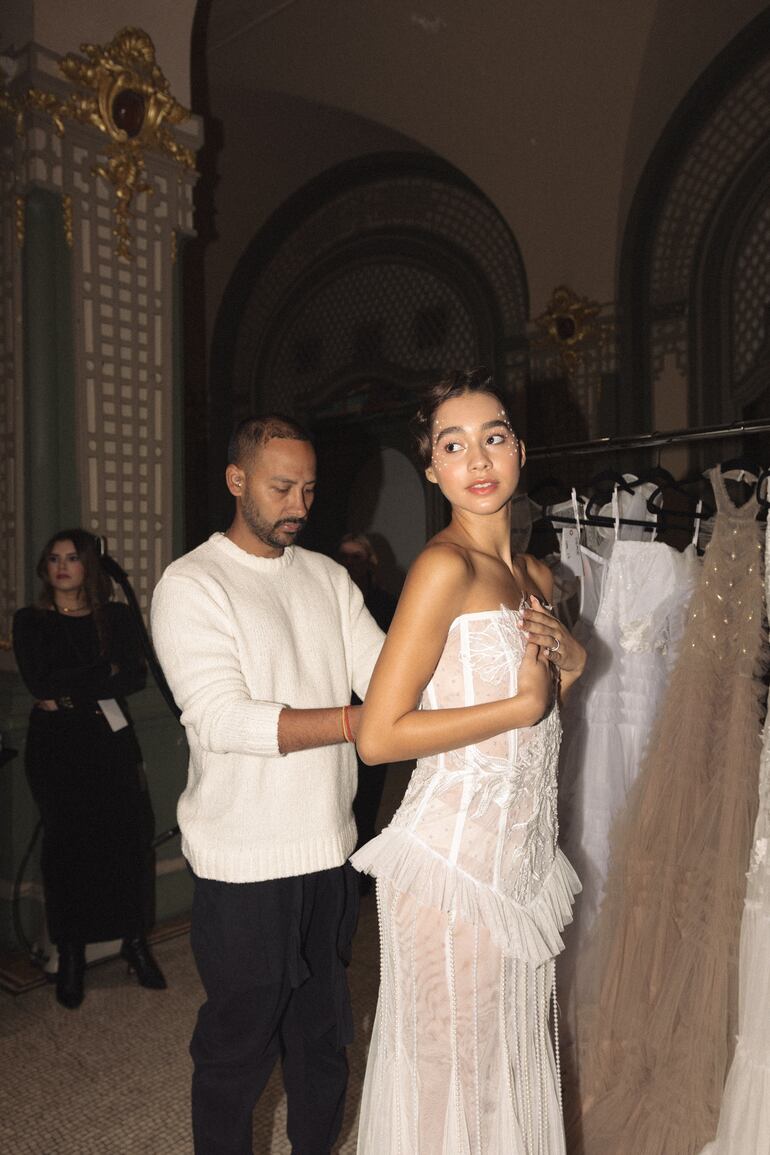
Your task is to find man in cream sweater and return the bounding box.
[151,415,384,1155]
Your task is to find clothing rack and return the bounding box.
[526,417,770,460]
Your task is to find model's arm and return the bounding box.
[356,545,553,766]
[521,554,586,698]
[151,575,356,758]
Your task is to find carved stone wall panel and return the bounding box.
[264,261,481,415]
[650,311,689,384]
[732,196,770,384]
[4,36,200,618]
[68,143,185,613]
[650,57,770,308]
[233,174,528,416]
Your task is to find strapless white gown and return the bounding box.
[352,605,580,1154]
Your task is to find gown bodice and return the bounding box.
[393,605,562,906]
[351,603,580,964]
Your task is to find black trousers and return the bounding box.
[189,864,359,1155]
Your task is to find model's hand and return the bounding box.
[514,639,554,725]
[34,699,58,711]
[520,596,586,677]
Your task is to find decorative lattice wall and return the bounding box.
[233,170,529,418]
[644,47,770,408]
[650,57,770,308]
[7,43,199,618]
[732,197,770,384]
[265,261,481,414]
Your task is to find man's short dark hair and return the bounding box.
[228,414,313,467]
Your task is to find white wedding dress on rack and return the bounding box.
[701,513,770,1155]
[557,490,700,970]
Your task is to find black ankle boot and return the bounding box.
[56,942,85,1009]
[120,937,167,989]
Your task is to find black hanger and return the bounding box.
[645,480,715,521]
[756,466,770,510]
[587,469,636,493]
[631,466,676,489]
[585,471,636,520]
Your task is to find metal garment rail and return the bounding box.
[525,417,770,460]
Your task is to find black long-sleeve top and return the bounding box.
[13,602,146,710]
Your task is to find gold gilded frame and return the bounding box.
[20,28,195,259]
[532,285,603,375]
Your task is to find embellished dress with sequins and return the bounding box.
[570,469,767,1155]
[701,512,770,1154]
[351,604,581,1155]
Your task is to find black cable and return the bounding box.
[97,549,182,722]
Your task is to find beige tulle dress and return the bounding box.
[701,513,770,1155]
[352,604,581,1154]
[569,469,767,1155]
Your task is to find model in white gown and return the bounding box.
[701,512,770,1155]
[352,604,581,1154]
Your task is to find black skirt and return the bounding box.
[26,706,155,945]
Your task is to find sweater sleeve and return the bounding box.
[151,572,284,758]
[347,577,386,700]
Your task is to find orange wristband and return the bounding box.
[341,705,354,743]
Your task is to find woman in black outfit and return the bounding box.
[13,528,166,1009]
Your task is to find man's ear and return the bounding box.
[425,465,438,485]
[519,439,526,469]
[225,465,245,497]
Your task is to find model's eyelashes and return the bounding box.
[438,432,514,454]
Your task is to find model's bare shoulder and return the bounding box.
[390,541,474,634]
[409,539,474,591]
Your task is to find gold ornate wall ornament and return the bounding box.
[61,194,74,247]
[532,285,603,375]
[23,28,194,259]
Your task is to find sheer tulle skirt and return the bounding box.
[357,881,566,1155]
[567,621,765,1154]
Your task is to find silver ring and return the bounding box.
[551,636,561,653]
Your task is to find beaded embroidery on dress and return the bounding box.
[700,513,770,1154]
[352,603,580,1154]
[570,468,767,1155]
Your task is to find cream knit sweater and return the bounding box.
[151,533,384,882]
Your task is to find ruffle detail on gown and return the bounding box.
[350,826,581,964]
[699,1039,770,1155]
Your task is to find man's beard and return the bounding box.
[241,495,307,549]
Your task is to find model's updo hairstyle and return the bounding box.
[413,368,513,467]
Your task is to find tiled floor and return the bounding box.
[0,767,410,1154]
[0,883,383,1154]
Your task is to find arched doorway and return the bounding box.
[208,152,529,558]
